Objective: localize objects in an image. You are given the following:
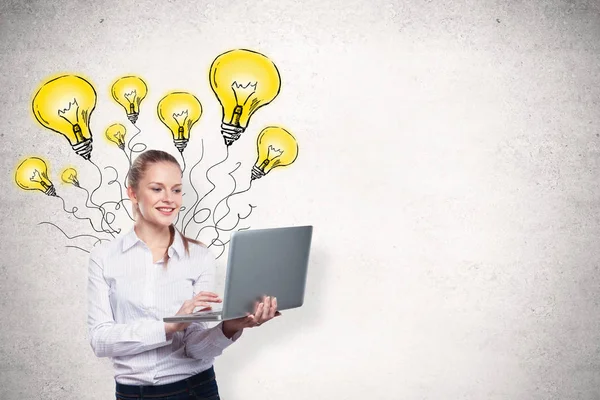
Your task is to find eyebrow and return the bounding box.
[148,182,182,187]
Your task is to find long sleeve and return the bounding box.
[87,255,173,358]
[182,249,242,360]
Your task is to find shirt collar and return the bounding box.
[121,226,185,259]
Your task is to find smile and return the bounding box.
[157,207,175,215]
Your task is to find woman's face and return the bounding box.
[127,161,183,228]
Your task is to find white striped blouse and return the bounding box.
[87,227,242,385]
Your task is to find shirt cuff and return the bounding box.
[153,321,174,345]
[213,322,243,346]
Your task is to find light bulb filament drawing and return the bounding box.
[172,110,189,140]
[123,89,137,114]
[259,145,284,170]
[56,98,86,142]
[31,170,50,190]
[230,81,257,125]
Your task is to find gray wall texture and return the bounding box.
[1,0,600,399]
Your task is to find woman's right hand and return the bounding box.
[164,291,222,335]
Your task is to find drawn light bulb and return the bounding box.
[105,123,127,150]
[60,167,80,187]
[15,157,57,196]
[111,76,148,124]
[251,126,298,180]
[157,92,202,153]
[32,75,97,160]
[209,49,281,146]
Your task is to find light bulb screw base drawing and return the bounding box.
[173,139,188,153]
[117,142,125,151]
[72,179,80,188]
[221,122,244,146]
[72,138,93,160]
[45,185,57,197]
[127,112,139,125]
[251,165,266,181]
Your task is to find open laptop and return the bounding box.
[163,225,313,322]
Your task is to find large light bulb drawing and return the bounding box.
[251,126,298,180]
[61,167,80,187]
[157,92,202,153]
[105,123,127,150]
[32,75,97,160]
[209,49,281,146]
[15,157,57,197]
[111,76,148,124]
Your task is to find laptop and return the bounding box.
[163,225,313,322]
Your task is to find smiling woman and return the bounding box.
[87,149,281,400]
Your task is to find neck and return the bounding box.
[134,222,172,249]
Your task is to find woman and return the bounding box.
[87,149,279,399]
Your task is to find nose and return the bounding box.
[162,190,173,203]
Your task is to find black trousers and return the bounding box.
[115,366,219,400]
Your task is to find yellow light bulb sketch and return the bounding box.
[32,75,97,160]
[105,123,127,150]
[251,126,299,180]
[111,76,148,124]
[15,157,57,197]
[209,49,281,146]
[61,167,79,187]
[157,92,202,153]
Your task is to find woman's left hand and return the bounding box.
[222,296,281,338]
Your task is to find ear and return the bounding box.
[126,185,137,204]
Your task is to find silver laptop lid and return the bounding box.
[221,225,313,320]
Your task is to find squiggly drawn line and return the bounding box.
[75,185,120,235]
[206,203,256,248]
[193,161,241,242]
[180,141,205,232]
[38,221,108,248]
[122,146,132,189]
[57,195,114,235]
[179,151,187,176]
[206,163,250,247]
[210,238,228,259]
[125,124,147,186]
[173,205,187,227]
[99,165,134,222]
[184,145,230,235]
[65,245,90,253]
[87,159,118,237]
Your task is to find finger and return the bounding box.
[195,291,220,299]
[268,297,277,319]
[255,303,265,322]
[261,297,271,321]
[196,297,222,303]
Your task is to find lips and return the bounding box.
[156,207,175,215]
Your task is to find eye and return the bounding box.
[174,188,182,194]
[151,187,161,192]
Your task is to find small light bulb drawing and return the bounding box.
[251,126,298,181]
[209,49,281,146]
[111,76,148,124]
[157,92,202,153]
[105,123,127,150]
[32,75,97,160]
[15,157,57,197]
[61,167,80,187]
